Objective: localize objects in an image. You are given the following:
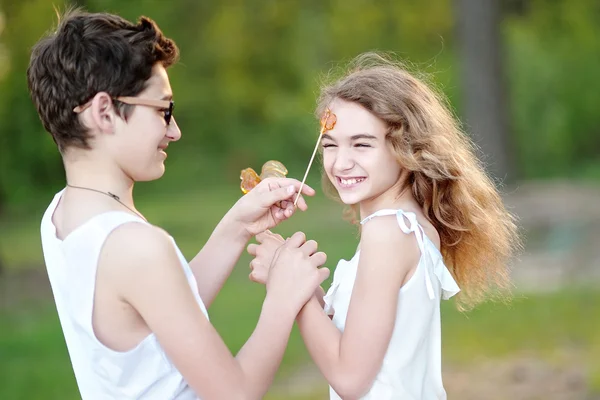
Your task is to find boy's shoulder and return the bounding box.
[104,221,173,258]
[99,221,183,287]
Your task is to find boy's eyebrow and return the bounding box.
[161,94,173,101]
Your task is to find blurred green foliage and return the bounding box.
[0,0,598,211]
[505,0,600,179]
[1,2,599,396]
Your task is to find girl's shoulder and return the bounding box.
[359,214,422,269]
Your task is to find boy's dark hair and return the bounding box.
[26,8,179,151]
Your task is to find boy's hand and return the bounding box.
[230,178,315,239]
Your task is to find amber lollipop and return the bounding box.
[260,160,288,179]
[240,160,289,194]
[293,108,337,206]
[240,168,261,195]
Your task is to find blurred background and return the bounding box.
[1,0,599,399]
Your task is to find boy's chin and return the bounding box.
[132,165,166,182]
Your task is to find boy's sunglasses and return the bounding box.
[73,96,174,125]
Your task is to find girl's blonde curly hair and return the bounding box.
[317,53,521,309]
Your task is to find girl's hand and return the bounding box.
[229,178,315,239]
[265,232,329,313]
[247,230,286,284]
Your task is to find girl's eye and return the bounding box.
[322,143,337,148]
[355,143,371,148]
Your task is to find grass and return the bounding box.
[1,186,598,398]
[442,290,600,367]
[0,306,81,399]
[1,288,597,399]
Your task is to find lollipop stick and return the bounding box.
[294,127,325,207]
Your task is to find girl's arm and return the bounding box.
[314,285,326,308]
[103,224,328,400]
[296,216,420,399]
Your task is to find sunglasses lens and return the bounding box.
[165,102,174,125]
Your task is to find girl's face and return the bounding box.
[321,99,402,210]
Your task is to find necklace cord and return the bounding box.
[66,184,147,221]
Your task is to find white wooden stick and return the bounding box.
[294,128,325,207]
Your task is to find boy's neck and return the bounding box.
[63,153,135,206]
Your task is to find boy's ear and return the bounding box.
[90,92,118,134]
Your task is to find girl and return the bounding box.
[29,9,329,400]
[248,53,520,399]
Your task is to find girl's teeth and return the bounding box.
[341,178,363,185]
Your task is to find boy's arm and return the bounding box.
[104,223,327,400]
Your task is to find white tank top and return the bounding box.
[40,189,207,399]
[322,209,460,400]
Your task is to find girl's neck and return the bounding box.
[359,179,418,221]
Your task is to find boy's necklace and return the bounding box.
[66,184,147,221]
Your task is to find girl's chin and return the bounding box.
[337,193,362,206]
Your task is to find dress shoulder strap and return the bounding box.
[360,208,426,253]
[360,208,460,300]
